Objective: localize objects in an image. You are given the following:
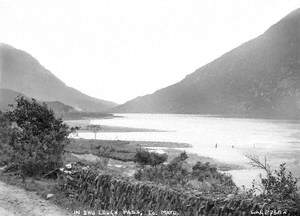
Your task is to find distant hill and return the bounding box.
[0,88,24,111]
[0,88,75,114]
[45,101,76,114]
[112,9,300,118]
[0,44,117,112]
[0,89,113,119]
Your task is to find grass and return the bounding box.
[66,138,242,170]
[0,137,244,215]
[65,138,136,162]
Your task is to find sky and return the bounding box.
[0,0,299,104]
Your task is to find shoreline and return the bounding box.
[110,112,300,121]
[65,137,257,189]
[66,120,168,133]
[79,125,167,133]
[66,138,244,171]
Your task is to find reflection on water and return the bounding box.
[76,113,300,187]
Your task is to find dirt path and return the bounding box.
[0,181,72,216]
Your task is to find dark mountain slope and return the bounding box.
[0,88,77,115]
[113,9,300,118]
[0,44,117,112]
[0,88,24,111]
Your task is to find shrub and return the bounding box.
[150,151,168,166]
[192,161,233,184]
[134,152,190,187]
[135,152,236,193]
[246,155,298,202]
[134,149,168,167]
[95,145,115,169]
[135,151,188,186]
[134,149,151,165]
[190,161,236,193]
[261,163,298,200]
[3,97,74,179]
[134,163,190,187]
[59,164,299,215]
[170,151,188,164]
[0,111,14,166]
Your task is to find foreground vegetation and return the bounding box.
[134,151,235,194]
[0,97,76,179]
[0,97,299,215]
[58,162,299,215]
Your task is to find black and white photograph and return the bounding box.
[0,0,300,215]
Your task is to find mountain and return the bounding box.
[0,88,24,111]
[0,44,117,112]
[0,88,76,114]
[0,88,114,120]
[44,101,76,114]
[112,9,300,118]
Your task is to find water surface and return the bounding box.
[77,114,300,187]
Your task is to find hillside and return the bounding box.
[113,9,300,118]
[0,44,117,112]
[0,88,76,114]
[45,101,76,114]
[0,88,24,111]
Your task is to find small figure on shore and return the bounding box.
[232,145,234,148]
[215,143,218,148]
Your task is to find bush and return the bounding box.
[192,161,232,183]
[261,163,298,200]
[95,145,115,169]
[0,112,13,166]
[134,163,190,187]
[59,164,299,215]
[150,151,168,166]
[170,151,188,164]
[190,161,236,193]
[246,155,299,203]
[134,149,167,167]
[134,151,189,187]
[135,152,236,193]
[3,97,74,179]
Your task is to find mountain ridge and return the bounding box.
[0,88,77,114]
[0,44,117,112]
[112,9,300,118]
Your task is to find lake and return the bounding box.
[76,113,300,187]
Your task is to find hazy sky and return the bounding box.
[0,0,299,103]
